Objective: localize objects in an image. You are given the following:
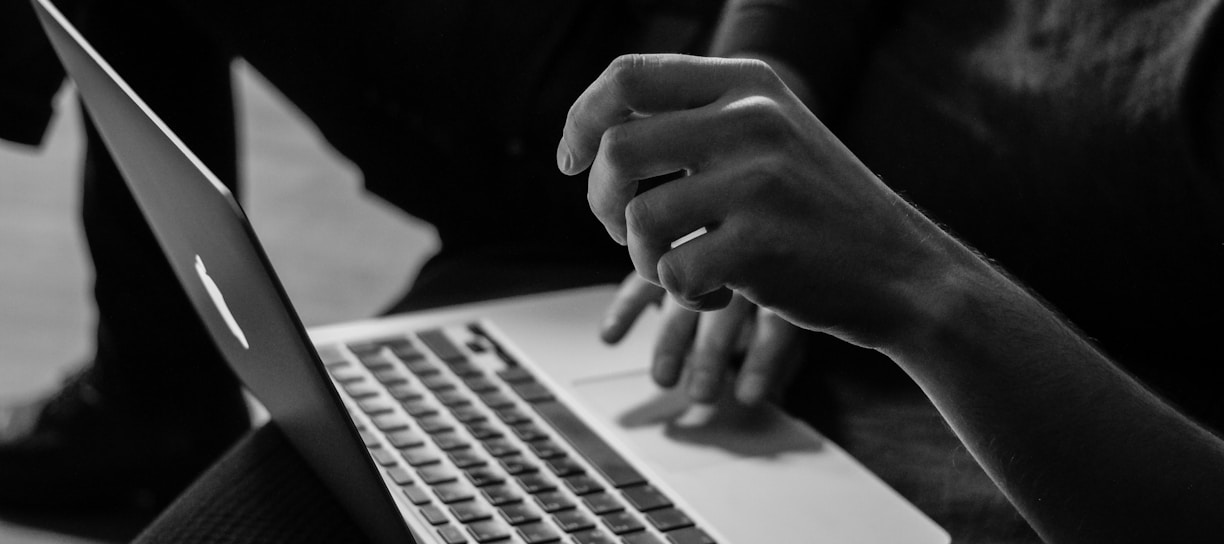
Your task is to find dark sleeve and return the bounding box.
[1184,0,1224,185]
[0,0,69,147]
[709,0,895,116]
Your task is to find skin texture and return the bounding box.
[558,53,1224,543]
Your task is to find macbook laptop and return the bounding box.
[33,0,949,542]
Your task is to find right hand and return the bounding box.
[558,54,954,351]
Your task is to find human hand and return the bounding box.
[601,273,804,405]
[558,54,953,350]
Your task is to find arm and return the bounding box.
[558,53,1224,542]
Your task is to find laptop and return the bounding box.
[33,1,949,542]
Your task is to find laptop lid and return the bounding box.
[31,1,415,542]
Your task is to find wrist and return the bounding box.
[873,217,1011,366]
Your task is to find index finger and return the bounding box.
[556,54,770,176]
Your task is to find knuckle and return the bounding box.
[736,58,786,92]
[657,256,692,299]
[624,196,656,239]
[606,54,650,97]
[737,97,792,143]
[598,124,635,176]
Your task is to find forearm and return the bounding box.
[883,232,1224,542]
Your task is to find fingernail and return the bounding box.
[737,375,767,406]
[605,225,627,246]
[556,139,573,174]
[653,357,678,387]
[599,315,620,343]
[688,371,717,402]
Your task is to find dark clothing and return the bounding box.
[717,0,1224,430]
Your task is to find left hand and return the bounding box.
[601,273,804,405]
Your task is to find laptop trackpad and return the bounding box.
[572,371,823,475]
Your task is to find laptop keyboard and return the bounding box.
[320,323,717,544]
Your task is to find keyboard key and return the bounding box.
[420,504,449,525]
[465,519,513,543]
[508,380,554,403]
[386,429,426,449]
[496,366,534,383]
[663,527,715,544]
[327,363,365,383]
[517,473,556,494]
[418,329,467,362]
[403,401,438,418]
[343,382,380,399]
[481,484,523,507]
[482,438,520,458]
[600,512,645,535]
[401,448,440,467]
[433,483,476,504]
[389,342,424,361]
[465,466,506,487]
[516,521,562,543]
[511,423,549,442]
[372,413,410,432]
[437,390,473,407]
[533,401,646,488]
[402,484,432,505]
[552,510,596,532]
[581,492,624,515]
[372,369,408,385]
[418,465,459,485]
[386,383,424,401]
[621,485,671,512]
[403,358,441,376]
[494,407,531,425]
[450,500,493,523]
[644,508,694,532]
[623,533,665,544]
[448,449,487,469]
[533,491,575,513]
[570,528,616,544]
[448,360,484,378]
[480,391,516,409]
[358,428,380,447]
[451,405,488,424]
[385,465,414,485]
[316,344,348,366]
[528,440,565,460]
[437,525,469,544]
[422,375,458,392]
[358,398,396,415]
[418,415,455,434]
[498,455,538,475]
[463,375,499,393]
[346,341,388,357]
[498,502,542,525]
[369,447,398,467]
[563,474,604,495]
[466,422,504,441]
[433,432,471,452]
[359,352,397,371]
[544,456,584,477]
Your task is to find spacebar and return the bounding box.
[532,400,646,488]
